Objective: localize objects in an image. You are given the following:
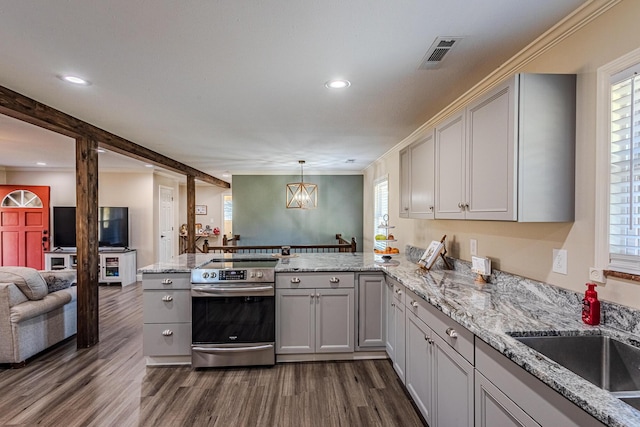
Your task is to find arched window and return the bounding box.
[1,190,43,208]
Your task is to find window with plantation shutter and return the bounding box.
[373,176,388,251]
[610,66,640,274]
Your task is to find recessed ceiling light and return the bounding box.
[346,159,356,163]
[144,164,154,168]
[325,79,351,89]
[222,172,231,178]
[36,162,46,166]
[59,75,91,86]
[96,148,106,153]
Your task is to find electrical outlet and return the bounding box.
[589,268,605,283]
[552,249,568,275]
[470,239,477,256]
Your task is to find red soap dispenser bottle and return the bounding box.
[582,283,600,325]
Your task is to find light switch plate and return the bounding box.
[552,249,568,275]
[470,239,477,256]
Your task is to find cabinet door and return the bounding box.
[358,275,385,348]
[393,301,406,382]
[399,147,411,217]
[276,289,315,354]
[406,310,434,426]
[466,79,516,220]
[316,288,354,353]
[385,281,396,359]
[475,370,540,427]
[433,333,474,427]
[409,134,435,219]
[435,112,466,219]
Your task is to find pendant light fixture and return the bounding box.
[286,160,318,209]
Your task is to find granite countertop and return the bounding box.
[139,251,640,426]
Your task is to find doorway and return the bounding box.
[159,185,174,263]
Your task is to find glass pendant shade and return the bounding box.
[286,161,318,209]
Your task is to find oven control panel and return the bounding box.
[191,268,274,283]
[219,269,246,280]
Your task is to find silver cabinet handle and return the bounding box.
[192,344,274,353]
[329,277,340,284]
[161,278,173,285]
[162,295,173,302]
[162,329,173,336]
[424,336,433,344]
[395,289,402,296]
[316,293,320,298]
[310,294,314,299]
[429,206,434,211]
[464,203,469,209]
[291,277,301,284]
[446,327,458,339]
[410,300,418,308]
[391,302,395,307]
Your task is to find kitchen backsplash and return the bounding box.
[405,244,640,336]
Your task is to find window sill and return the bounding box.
[604,270,640,283]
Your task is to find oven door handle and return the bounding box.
[191,286,274,296]
[192,344,274,353]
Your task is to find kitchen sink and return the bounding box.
[512,334,640,392]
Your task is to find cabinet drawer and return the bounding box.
[143,290,191,323]
[276,272,354,289]
[142,273,191,290]
[143,322,192,357]
[386,276,406,305]
[406,289,474,364]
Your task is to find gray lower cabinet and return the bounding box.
[386,277,406,382]
[406,310,434,425]
[403,289,474,427]
[475,370,540,427]
[142,272,192,363]
[357,274,386,349]
[276,272,354,354]
[475,339,606,427]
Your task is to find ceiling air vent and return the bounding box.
[419,37,463,70]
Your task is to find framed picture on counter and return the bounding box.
[195,205,207,215]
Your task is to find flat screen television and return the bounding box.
[52,206,129,249]
[53,207,77,248]
[98,207,129,248]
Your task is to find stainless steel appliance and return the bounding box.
[190,259,278,368]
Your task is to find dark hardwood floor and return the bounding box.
[0,284,425,426]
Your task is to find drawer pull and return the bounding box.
[162,295,173,302]
[162,329,173,336]
[410,300,418,308]
[161,278,173,285]
[290,277,301,284]
[425,336,433,344]
[395,289,402,296]
[446,327,458,339]
[329,277,340,284]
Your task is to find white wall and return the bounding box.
[4,169,158,269]
[364,0,640,309]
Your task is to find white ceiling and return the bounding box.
[0,0,586,178]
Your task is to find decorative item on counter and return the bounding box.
[213,227,220,236]
[179,224,188,236]
[418,235,451,270]
[472,256,491,285]
[582,283,601,325]
[195,223,203,234]
[202,239,209,253]
[204,225,212,235]
[281,246,291,256]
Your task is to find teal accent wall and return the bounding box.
[232,175,363,249]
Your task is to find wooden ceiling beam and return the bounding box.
[0,85,229,188]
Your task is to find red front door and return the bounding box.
[0,186,50,269]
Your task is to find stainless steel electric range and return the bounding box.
[190,259,278,368]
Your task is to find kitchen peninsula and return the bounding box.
[139,250,640,427]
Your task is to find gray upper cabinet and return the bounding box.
[400,133,436,219]
[435,73,576,222]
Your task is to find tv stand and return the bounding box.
[44,249,137,287]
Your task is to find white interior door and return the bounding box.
[159,186,174,262]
